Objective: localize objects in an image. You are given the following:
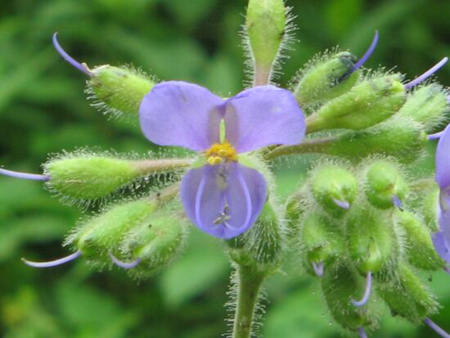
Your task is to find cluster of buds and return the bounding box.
[1,0,450,337]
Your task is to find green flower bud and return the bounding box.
[377,263,439,323]
[44,154,190,203]
[293,52,359,107]
[422,186,440,233]
[324,117,427,163]
[87,65,155,118]
[66,198,158,262]
[347,207,397,274]
[310,165,358,215]
[121,206,188,278]
[245,0,287,85]
[322,263,377,330]
[363,160,409,209]
[299,212,345,275]
[394,210,444,271]
[306,75,406,132]
[397,84,448,132]
[228,201,286,272]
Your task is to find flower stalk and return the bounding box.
[232,264,266,338]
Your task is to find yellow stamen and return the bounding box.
[205,142,238,166]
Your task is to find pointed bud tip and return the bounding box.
[52,32,92,76]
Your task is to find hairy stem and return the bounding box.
[232,264,266,338]
[134,158,193,175]
[262,137,334,161]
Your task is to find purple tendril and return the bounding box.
[0,168,49,181]
[351,31,379,73]
[358,327,368,338]
[351,271,372,307]
[312,262,324,277]
[425,318,450,338]
[109,252,141,269]
[53,32,92,76]
[332,197,350,210]
[22,251,81,268]
[404,57,448,90]
[392,195,404,211]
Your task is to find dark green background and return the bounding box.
[1,0,450,337]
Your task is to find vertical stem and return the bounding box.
[253,63,271,87]
[232,264,266,338]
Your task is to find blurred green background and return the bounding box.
[1,0,450,337]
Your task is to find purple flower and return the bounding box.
[139,81,305,238]
[432,123,450,263]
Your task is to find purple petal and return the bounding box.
[109,252,141,269]
[428,130,445,140]
[432,231,450,264]
[312,262,324,277]
[404,57,448,90]
[332,198,350,210]
[139,81,224,151]
[52,33,92,76]
[224,86,305,153]
[350,31,379,73]
[435,124,450,189]
[180,163,266,239]
[358,328,368,338]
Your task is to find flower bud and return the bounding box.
[377,263,439,323]
[322,263,377,330]
[325,117,427,163]
[422,186,440,233]
[394,210,444,271]
[307,75,406,132]
[299,212,345,275]
[66,198,158,262]
[293,52,359,107]
[347,207,397,274]
[363,160,408,209]
[88,65,155,118]
[44,155,189,203]
[228,201,286,272]
[310,165,357,215]
[397,84,448,131]
[121,206,188,278]
[245,0,287,85]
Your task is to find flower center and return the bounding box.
[205,142,238,166]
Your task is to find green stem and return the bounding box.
[262,137,334,161]
[232,264,266,338]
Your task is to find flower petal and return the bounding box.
[224,86,305,153]
[139,81,224,151]
[180,163,266,239]
[432,231,450,263]
[436,123,450,190]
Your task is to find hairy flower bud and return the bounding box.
[377,263,439,323]
[121,206,188,278]
[397,84,448,131]
[394,210,444,271]
[322,263,377,331]
[324,117,427,163]
[363,160,408,209]
[347,207,397,274]
[88,65,155,118]
[306,75,406,132]
[245,0,287,85]
[299,212,345,276]
[422,186,440,233]
[310,165,357,215]
[44,154,189,203]
[294,52,359,107]
[66,199,158,262]
[228,201,286,272]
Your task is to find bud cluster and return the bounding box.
[287,159,445,335]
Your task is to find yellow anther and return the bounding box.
[205,142,238,166]
[207,156,224,166]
